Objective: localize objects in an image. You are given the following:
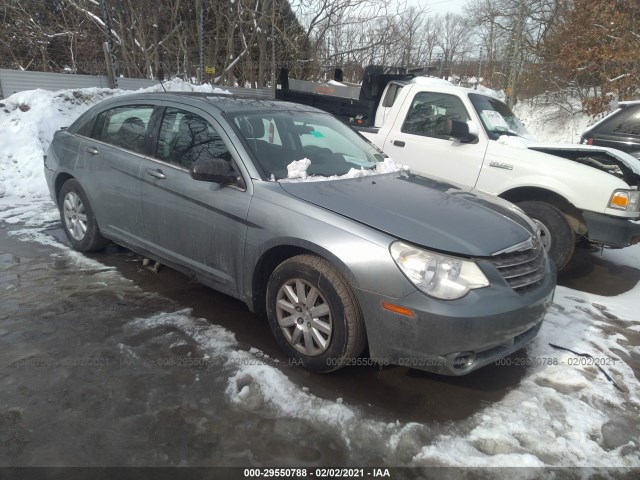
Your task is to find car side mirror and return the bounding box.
[190,157,240,186]
[442,119,478,143]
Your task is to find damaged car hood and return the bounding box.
[517,139,640,186]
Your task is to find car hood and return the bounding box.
[496,135,640,185]
[278,173,534,257]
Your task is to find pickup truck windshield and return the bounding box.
[468,93,531,140]
[231,111,385,180]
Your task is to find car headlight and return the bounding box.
[390,241,489,300]
[609,189,640,211]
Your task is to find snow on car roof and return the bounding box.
[410,76,455,87]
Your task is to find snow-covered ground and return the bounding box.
[1,84,639,467]
[513,94,592,144]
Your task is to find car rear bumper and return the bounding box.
[583,210,640,247]
[43,163,57,204]
[354,260,555,375]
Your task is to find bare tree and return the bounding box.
[435,13,472,80]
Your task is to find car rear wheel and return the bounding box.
[517,200,575,270]
[58,179,109,252]
[266,254,366,372]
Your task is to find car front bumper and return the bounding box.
[583,210,640,247]
[354,259,556,375]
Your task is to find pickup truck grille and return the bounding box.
[489,240,547,293]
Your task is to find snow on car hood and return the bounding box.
[279,172,535,257]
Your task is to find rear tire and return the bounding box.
[58,179,109,252]
[517,200,575,270]
[266,254,366,373]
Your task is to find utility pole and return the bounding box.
[100,0,118,88]
[198,0,204,84]
[271,0,276,98]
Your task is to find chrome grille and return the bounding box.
[489,238,547,293]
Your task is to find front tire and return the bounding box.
[58,179,109,252]
[266,254,366,373]
[517,200,575,270]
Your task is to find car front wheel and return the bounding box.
[266,254,366,373]
[517,200,575,270]
[58,179,109,252]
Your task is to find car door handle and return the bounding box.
[86,147,99,155]
[392,140,405,147]
[145,168,166,179]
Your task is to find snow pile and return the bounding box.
[286,158,312,179]
[282,158,408,182]
[376,158,409,174]
[0,88,111,199]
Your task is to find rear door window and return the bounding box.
[90,105,154,154]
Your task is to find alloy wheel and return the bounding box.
[63,191,88,241]
[275,278,333,356]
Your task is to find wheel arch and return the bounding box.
[499,186,587,234]
[249,241,358,315]
[54,172,76,207]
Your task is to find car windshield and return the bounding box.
[230,110,386,180]
[468,93,532,140]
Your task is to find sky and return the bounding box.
[415,0,468,16]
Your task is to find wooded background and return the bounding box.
[0,0,638,113]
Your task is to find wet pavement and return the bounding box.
[1,218,639,467]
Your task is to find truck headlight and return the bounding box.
[390,241,489,300]
[609,189,640,211]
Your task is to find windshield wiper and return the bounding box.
[494,130,521,137]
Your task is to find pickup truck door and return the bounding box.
[381,90,488,187]
[139,105,251,293]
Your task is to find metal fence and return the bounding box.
[0,69,273,99]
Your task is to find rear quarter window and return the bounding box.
[597,106,640,136]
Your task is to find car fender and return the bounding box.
[242,183,416,308]
[478,141,631,214]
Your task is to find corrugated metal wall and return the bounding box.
[0,70,111,96]
[0,69,273,99]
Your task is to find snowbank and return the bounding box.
[513,94,592,144]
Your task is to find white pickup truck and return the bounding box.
[277,67,640,269]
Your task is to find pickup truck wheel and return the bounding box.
[266,254,366,373]
[517,200,575,270]
[58,179,109,252]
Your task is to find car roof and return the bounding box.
[583,101,640,135]
[103,91,322,115]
